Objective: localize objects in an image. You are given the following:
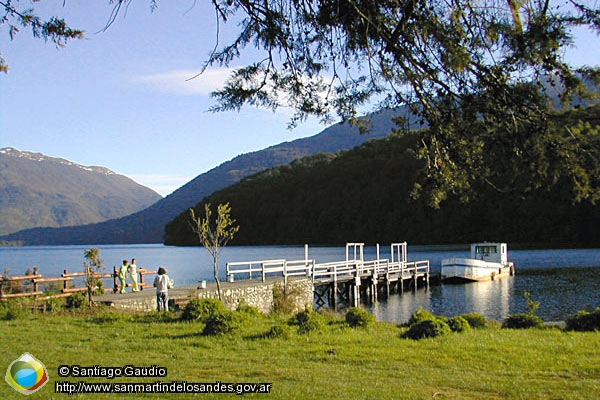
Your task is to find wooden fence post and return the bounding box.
[113,266,118,293]
[139,269,145,288]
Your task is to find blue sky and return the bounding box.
[1,1,599,196]
[0,1,324,196]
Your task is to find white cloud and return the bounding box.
[130,66,340,121]
[131,68,233,96]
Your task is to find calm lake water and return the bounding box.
[1,244,599,323]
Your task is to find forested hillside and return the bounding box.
[165,104,600,248]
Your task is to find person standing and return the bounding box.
[153,267,173,311]
[129,258,139,292]
[118,260,129,294]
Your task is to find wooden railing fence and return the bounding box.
[0,267,158,301]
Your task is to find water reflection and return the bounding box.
[511,267,600,321]
[368,278,514,323]
[368,267,600,323]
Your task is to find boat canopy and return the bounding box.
[470,243,508,264]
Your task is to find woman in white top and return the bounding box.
[129,258,139,292]
[153,267,173,311]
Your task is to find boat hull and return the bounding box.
[441,257,514,282]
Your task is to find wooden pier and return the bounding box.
[226,243,430,310]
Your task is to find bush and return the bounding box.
[407,309,437,326]
[235,304,264,325]
[181,298,226,322]
[236,303,263,317]
[67,292,88,309]
[202,310,239,336]
[447,316,471,332]
[403,319,451,340]
[502,313,544,329]
[264,324,291,339]
[460,313,488,329]
[95,280,105,295]
[291,309,324,334]
[565,308,600,331]
[345,307,376,328]
[272,283,305,314]
[0,298,30,320]
[44,297,63,312]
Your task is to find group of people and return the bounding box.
[117,258,174,311]
[117,258,140,293]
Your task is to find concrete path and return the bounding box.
[92,278,286,311]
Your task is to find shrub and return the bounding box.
[44,297,63,312]
[202,310,239,336]
[565,308,600,331]
[0,298,30,320]
[291,309,324,334]
[524,291,540,315]
[264,324,291,339]
[407,309,437,326]
[67,292,87,309]
[502,313,544,329]
[447,316,471,332]
[272,282,305,314]
[236,303,263,317]
[403,319,451,340]
[235,303,264,325]
[95,280,105,295]
[181,298,226,322]
[345,307,376,328]
[460,313,488,329]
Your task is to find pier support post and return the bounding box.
[371,274,378,302]
[412,271,417,292]
[399,276,404,294]
[331,282,338,311]
[385,273,390,298]
[353,276,361,307]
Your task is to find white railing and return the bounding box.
[408,260,430,275]
[312,260,360,283]
[226,259,285,281]
[226,259,314,283]
[226,256,429,284]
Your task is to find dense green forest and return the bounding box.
[165,104,600,248]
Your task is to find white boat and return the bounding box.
[441,243,515,282]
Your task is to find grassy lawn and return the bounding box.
[1,307,599,399]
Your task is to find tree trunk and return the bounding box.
[214,257,222,301]
[87,286,93,307]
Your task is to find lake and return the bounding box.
[1,244,599,323]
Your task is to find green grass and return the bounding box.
[1,308,599,399]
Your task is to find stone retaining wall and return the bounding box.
[108,295,157,312]
[195,278,313,314]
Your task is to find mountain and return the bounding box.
[0,108,410,245]
[0,148,162,237]
[165,105,600,248]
